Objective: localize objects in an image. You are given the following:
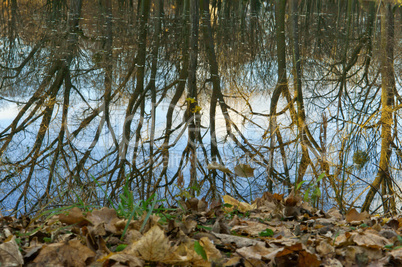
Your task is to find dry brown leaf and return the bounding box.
[185,197,200,212]
[342,246,383,266]
[207,162,232,173]
[223,195,256,213]
[298,249,321,267]
[213,233,265,248]
[231,220,270,237]
[390,248,402,261]
[236,243,274,260]
[122,229,143,244]
[334,232,353,247]
[275,243,321,267]
[234,163,255,177]
[316,240,335,256]
[180,217,198,235]
[0,235,24,266]
[224,256,265,267]
[128,225,172,262]
[100,252,144,267]
[164,241,209,266]
[59,207,90,226]
[352,232,391,248]
[223,256,243,266]
[86,207,120,234]
[198,198,208,212]
[345,208,369,223]
[327,207,343,221]
[321,258,343,267]
[284,192,302,207]
[199,237,222,262]
[33,239,96,267]
[386,218,400,230]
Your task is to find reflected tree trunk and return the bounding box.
[154,1,190,197]
[117,0,150,200]
[201,0,220,198]
[187,0,199,195]
[269,0,288,192]
[132,0,150,199]
[147,0,163,199]
[362,3,396,213]
[9,0,83,212]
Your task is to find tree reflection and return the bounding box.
[0,0,401,215]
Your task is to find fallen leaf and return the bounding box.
[128,225,172,262]
[0,235,24,266]
[207,162,232,173]
[59,207,90,226]
[352,232,391,248]
[236,243,274,260]
[33,239,95,267]
[223,195,256,213]
[86,207,120,234]
[284,192,302,207]
[345,208,369,223]
[231,220,270,237]
[316,241,335,256]
[164,241,209,266]
[334,232,353,247]
[185,197,200,212]
[390,248,402,261]
[101,252,144,267]
[327,207,343,221]
[199,237,222,262]
[275,243,321,267]
[213,233,265,248]
[234,164,255,177]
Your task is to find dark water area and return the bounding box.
[0,0,401,215]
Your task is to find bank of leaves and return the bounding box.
[2,191,402,266]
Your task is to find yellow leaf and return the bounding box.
[186,97,196,103]
[191,105,201,113]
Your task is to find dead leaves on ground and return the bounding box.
[2,193,402,266]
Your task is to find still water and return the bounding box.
[0,0,401,214]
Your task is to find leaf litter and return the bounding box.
[2,192,402,266]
